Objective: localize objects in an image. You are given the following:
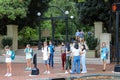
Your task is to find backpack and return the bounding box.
[11,50,15,60]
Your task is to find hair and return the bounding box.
[74,42,79,49]
[66,42,70,51]
[82,44,86,51]
[4,45,10,50]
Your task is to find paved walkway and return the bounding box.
[0,62,116,80]
[0,46,118,80]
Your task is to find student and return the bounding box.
[80,45,87,73]
[48,41,55,68]
[100,42,109,72]
[42,41,50,74]
[65,42,72,74]
[3,45,12,77]
[60,42,66,70]
[24,44,33,71]
[71,42,81,74]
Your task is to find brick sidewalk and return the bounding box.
[0,62,115,80]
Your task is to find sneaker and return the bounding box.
[65,71,68,74]
[47,71,50,74]
[25,67,29,71]
[4,73,9,76]
[7,73,12,77]
[44,71,48,74]
[69,70,72,73]
[81,71,87,73]
[28,68,32,71]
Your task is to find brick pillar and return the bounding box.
[7,25,18,51]
[94,22,103,39]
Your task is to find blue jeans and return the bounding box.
[49,54,54,68]
[72,56,80,74]
[81,55,87,72]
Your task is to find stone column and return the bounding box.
[94,22,103,39]
[100,33,111,64]
[7,25,18,51]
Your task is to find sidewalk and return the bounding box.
[0,62,115,80]
[0,46,117,80]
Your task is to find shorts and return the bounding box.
[26,53,32,59]
[5,58,12,63]
[44,60,49,65]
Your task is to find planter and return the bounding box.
[86,50,95,58]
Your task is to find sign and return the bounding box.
[112,3,120,12]
[42,28,50,37]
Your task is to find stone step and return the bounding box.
[0,55,102,64]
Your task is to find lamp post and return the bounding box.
[65,11,69,45]
[37,12,42,50]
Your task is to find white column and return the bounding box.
[7,25,18,51]
[94,22,103,39]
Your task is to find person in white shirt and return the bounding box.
[71,42,81,74]
[24,44,33,71]
[3,45,12,77]
[42,41,50,74]
[80,45,87,73]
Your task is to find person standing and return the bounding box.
[71,42,81,74]
[75,29,80,41]
[42,41,50,74]
[48,41,55,68]
[80,45,87,73]
[3,45,12,77]
[24,44,33,71]
[60,42,66,70]
[65,42,72,74]
[100,42,109,72]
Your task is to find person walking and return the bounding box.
[42,41,50,74]
[65,42,72,74]
[3,45,12,77]
[24,44,33,71]
[60,42,66,70]
[100,42,109,72]
[80,45,87,73]
[48,41,55,68]
[71,42,81,74]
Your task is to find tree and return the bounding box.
[78,0,110,27]
[41,0,79,39]
[0,0,31,22]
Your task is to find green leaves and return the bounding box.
[0,0,31,20]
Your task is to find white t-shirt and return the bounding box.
[42,46,50,60]
[5,50,12,62]
[71,47,80,56]
[81,49,86,57]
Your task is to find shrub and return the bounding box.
[1,37,13,48]
[86,35,97,50]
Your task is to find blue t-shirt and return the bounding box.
[48,45,54,54]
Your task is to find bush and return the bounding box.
[1,37,13,48]
[86,35,97,50]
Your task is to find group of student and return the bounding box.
[60,41,87,74]
[2,36,109,76]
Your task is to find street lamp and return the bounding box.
[37,12,42,50]
[65,11,69,45]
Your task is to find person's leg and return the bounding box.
[103,60,106,71]
[81,56,87,72]
[5,63,9,76]
[65,56,69,70]
[7,62,12,76]
[51,54,54,68]
[49,54,52,67]
[71,56,76,73]
[76,56,80,74]
[61,54,64,70]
